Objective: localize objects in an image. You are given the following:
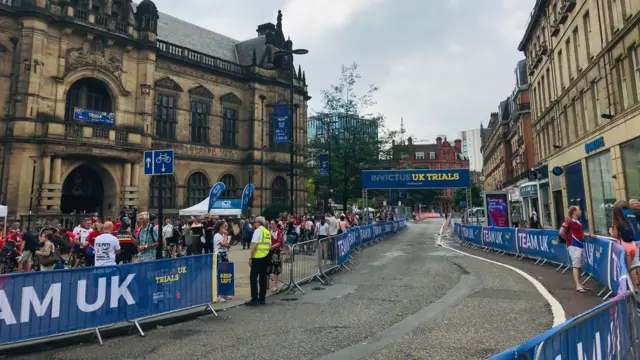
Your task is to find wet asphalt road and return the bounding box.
[8,220,553,360]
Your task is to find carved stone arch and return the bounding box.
[63,68,126,112]
[189,85,214,99]
[155,77,183,92]
[220,92,242,105]
[183,169,211,186]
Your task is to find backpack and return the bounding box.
[558,220,571,243]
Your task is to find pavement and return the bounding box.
[4,220,591,360]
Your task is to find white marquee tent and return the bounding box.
[0,205,7,235]
[178,197,241,217]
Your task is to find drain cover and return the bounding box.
[281,298,299,301]
[312,287,325,291]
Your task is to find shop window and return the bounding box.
[622,138,640,200]
[587,151,615,236]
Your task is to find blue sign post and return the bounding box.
[142,149,174,259]
[143,150,174,176]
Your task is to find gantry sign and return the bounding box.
[360,169,472,221]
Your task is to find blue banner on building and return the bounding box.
[273,104,289,143]
[207,182,226,213]
[241,184,254,210]
[217,262,235,297]
[319,154,330,177]
[361,169,471,189]
[73,108,115,125]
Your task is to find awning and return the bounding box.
[178,197,242,216]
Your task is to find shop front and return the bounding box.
[545,107,640,235]
[586,148,615,236]
[520,182,539,224]
[621,137,640,200]
[535,164,551,228]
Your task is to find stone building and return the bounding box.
[519,0,639,234]
[0,0,310,225]
[398,136,469,212]
[481,111,508,192]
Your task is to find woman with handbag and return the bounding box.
[36,232,58,271]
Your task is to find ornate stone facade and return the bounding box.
[0,1,310,224]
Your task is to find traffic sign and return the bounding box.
[143,149,174,175]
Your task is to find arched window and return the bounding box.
[271,176,287,204]
[64,78,113,122]
[185,172,209,207]
[219,174,238,199]
[149,175,176,208]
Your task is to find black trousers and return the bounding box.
[249,256,269,302]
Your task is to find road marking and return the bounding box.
[436,222,567,326]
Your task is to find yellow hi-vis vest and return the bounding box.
[253,226,271,259]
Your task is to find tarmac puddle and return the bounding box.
[370,251,406,266]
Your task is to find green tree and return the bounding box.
[453,185,483,208]
[304,63,395,211]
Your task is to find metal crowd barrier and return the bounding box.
[280,220,408,295]
[446,217,640,359]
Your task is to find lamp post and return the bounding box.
[275,48,308,215]
[259,94,267,213]
[27,156,38,231]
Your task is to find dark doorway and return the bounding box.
[553,190,564,228]
[61,165,104,216]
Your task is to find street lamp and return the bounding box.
[275,48,308,215]
[259,94,267,213]
[27,156,38,231]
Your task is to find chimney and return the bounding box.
[407,137,413,145]
[257,23,276,36]
[436,136,442,146]
[454,139,462,153]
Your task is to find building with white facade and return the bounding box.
[458,129,483,172]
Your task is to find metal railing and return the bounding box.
[278,222,407,295]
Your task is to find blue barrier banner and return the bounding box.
[583,237,612,288]
[361,169,471,189]
[516,228,570,266]
[337,231,356,265]
[374,224,385,239]
[393,221,398,234]
[122,255,214,321]
[509,296,632,360]
[360,225,374,243]
[462,225,483,245]
[0,266,121,344]
[609,242,628,295]
[217,262,235,297]
[482,226,517,253]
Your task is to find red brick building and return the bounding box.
[398,136,469,212]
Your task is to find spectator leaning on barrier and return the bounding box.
[136,212,159,262]
[559,206,590,293]
[610,204,639,287]
[268,220,283,292]
[94,222,120,267]
[246,216,270,306]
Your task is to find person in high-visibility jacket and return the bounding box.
[246,216,271,306]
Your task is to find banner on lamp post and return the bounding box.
[273,104,289,143]
[207,182,226,213]
[319,153,329,177]
[241,184,255,210]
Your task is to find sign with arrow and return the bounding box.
[143,149,174,175]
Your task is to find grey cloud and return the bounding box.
[153,0,534,140]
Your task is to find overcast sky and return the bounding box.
[153,0,535,142]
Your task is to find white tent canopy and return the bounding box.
[0,205,7,236]
[178,197,241,217]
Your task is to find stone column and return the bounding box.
[52,157,62,184]
[131,162,139,187]
[42,156,51,184]
[123,163,132,187]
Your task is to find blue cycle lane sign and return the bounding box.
[143,149,174,175]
